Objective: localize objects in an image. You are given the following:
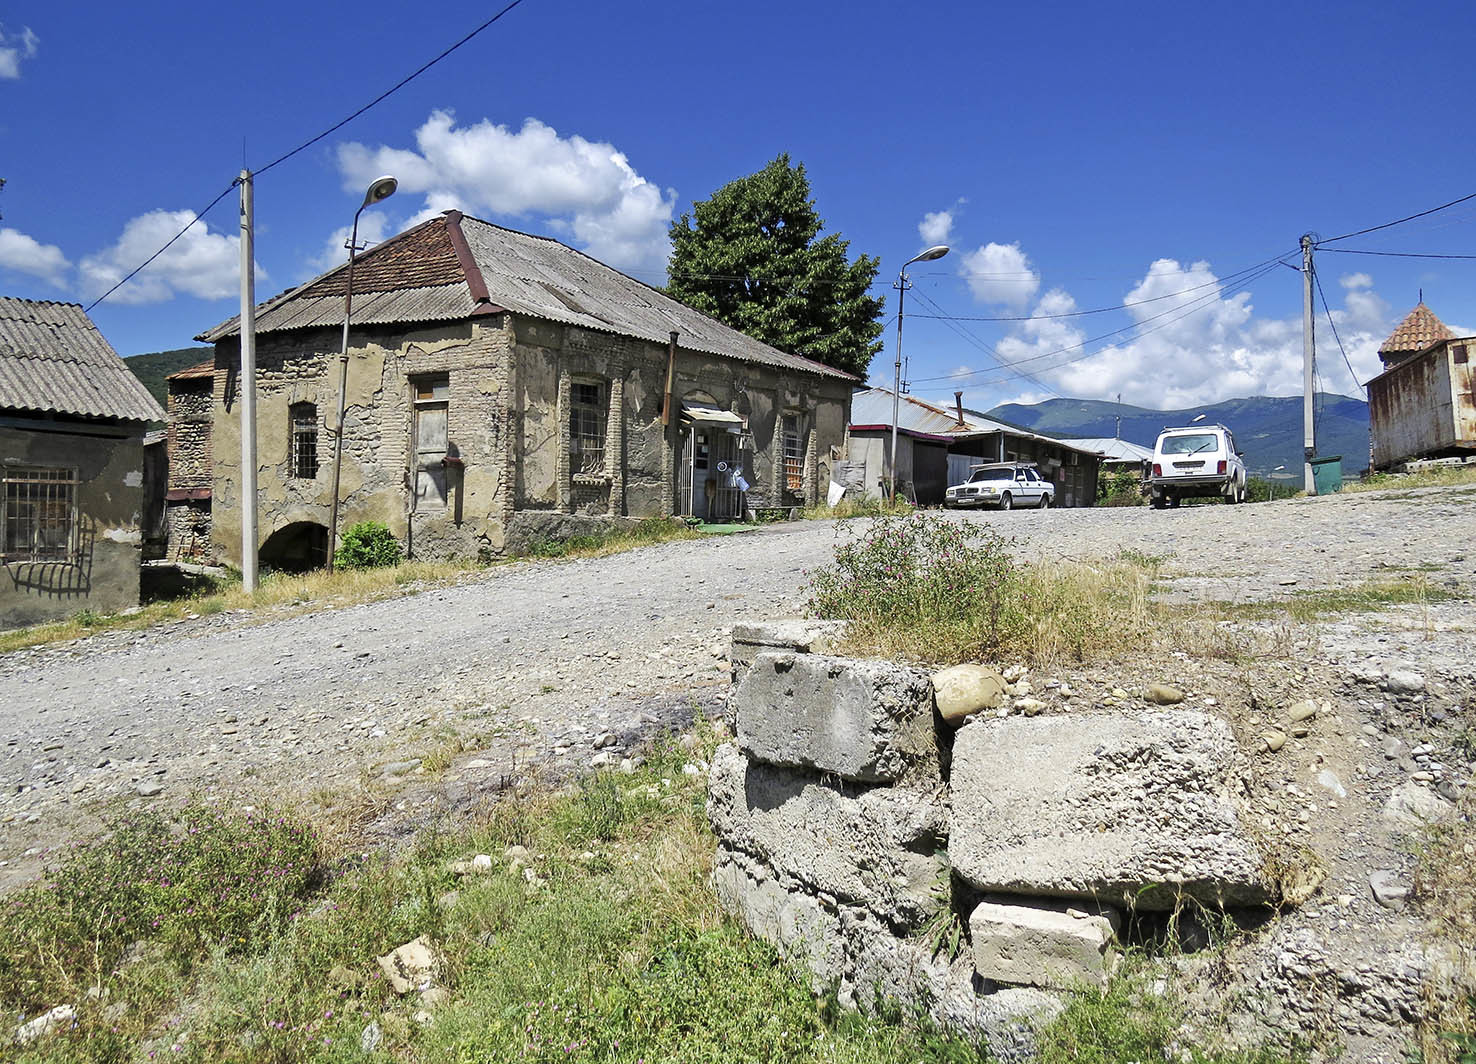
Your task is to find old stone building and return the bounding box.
[197,212,854,567]
[0,297,164,628]
[161,361,214,560]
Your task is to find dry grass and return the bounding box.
[1343,464,1476,495]
[1412,789,1476,1063]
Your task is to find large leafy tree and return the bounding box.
[666,155,884,378]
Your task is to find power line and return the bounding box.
[86,1,530,310]
[1312,267,1363,391]
[1318,247,1476,260]
[84,183,238,312]
[909,289,1059,397]
[255,0,526,177]
[907,252,1296,323]
[1315,189,1476,246]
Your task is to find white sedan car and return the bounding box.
[944,463,1055,510]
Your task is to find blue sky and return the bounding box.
[1,0,1473,411]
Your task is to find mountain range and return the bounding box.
[986,394,1370,477]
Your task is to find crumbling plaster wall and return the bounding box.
[0,422,147,628]
[510,316,851,518]
[211,317,513,566]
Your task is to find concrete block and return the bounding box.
[950,710,1272,909]
[711,845,846,989]
[735,651,938,783]
[969,898,1120,990]
[707,743,946,927]
[730,619,850,686]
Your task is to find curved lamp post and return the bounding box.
[327,175,397,570]
[889,244,949,499]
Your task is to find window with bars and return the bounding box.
[781,414,803,495]
[570,381,607,475]
[289,402,318,479]
[3,467,78,563]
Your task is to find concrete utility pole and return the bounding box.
[238,170,259,592]
[1300,233,1316,495]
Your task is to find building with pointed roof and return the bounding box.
[1,297,165,627]
[1366,302,1476,469]
[195,212,855,566]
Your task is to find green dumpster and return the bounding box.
[1310,455,1343,495]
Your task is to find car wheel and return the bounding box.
[999,492,1013,511]
[1151,496,1166,509]
[1039,493,1050,509]
[1168,496,1180,508]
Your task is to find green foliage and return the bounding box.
[122,347,214,424]
[332,520,402,570]
[666,154,885,377]
[0,806,319,1016]
[1095,467,1144,506]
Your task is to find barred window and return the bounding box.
[289,402,318,479]
[570,381,606,475]
[3,467,78,563]
[781,414,803,495]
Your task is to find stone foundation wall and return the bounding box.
[711,623,1283,1056]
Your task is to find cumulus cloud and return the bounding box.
[80,210,261,305]
[918,210,954,246]
[0,227,69,286]
[0,24,37,79]
[973,258,1391,408]
[336,111,677,274]
[959,241,1040,309]
[305,210,393,277]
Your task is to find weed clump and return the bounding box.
[333,520,403,570]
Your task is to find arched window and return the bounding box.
[289,403,318,480]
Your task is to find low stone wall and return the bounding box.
[709,623,1281,1056]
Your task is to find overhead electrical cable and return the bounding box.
[1312,269,1363,392]
[1318,248,1476,260]
[1315,189,1476,246]
[86,0,529,309]
[909,289,1059,397]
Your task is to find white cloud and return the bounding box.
[973,258,1391,408]
[918,209,954,246]
[80,210,261,305]
[336,111,677,274]
[305,210,392,277]
[0,24,37,79]
[959,241,1040,309]
[0,227,69,285]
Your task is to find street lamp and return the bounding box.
[327,175,398,570]
[890,244,949,499]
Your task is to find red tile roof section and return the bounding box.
[1379,303,1456,358]
[304,216,465,298]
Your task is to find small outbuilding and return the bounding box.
[1365,302,1476,470]
[0,297,164,628]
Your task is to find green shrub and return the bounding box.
[1096,467,1144,506]
[333,520,402,570]
[0,806,320,1014]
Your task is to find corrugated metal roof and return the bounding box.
[849,387,1103,457]
[0,298,164,422]
[1065,437,1154,462]
[166,360,216,381]
[198,213,855,382]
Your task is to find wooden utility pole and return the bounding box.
[1300,234,1316,496]
[238,170,259,590]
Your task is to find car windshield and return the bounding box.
[968,468,1013,483]
[1161,433,1219,455]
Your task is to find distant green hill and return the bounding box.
[124,347,212,415]
[987,393,1369,477]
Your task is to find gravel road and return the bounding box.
[3,484,1474,886]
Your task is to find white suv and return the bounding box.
[1149,425,1247,508]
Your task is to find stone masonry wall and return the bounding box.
[712,623,1286,1058]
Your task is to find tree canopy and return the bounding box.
[665,155,884,378]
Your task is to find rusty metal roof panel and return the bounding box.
[0,297,163,422]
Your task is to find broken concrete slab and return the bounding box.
[730,619,850,686]
[734,651,938,783]
[707,742,947,927]
[949,710,1272,909]
[711,844,846,989]
[969,898,1121,990]
[931,663,1009,725]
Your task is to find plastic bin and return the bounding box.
[1310,455,1343,496]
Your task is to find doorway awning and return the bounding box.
[681,402,745,427]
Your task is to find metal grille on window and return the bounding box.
[3,467,77,562]
[782,416,803,494]
[289,403,318,479]
[570,382,606,475]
